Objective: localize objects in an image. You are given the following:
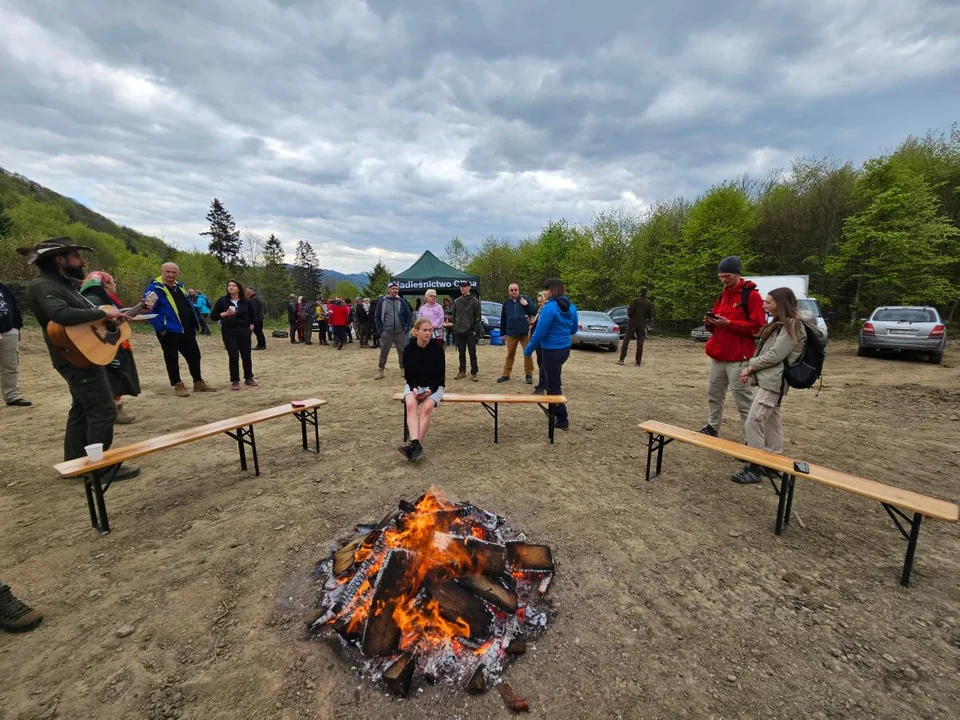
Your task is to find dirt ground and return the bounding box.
[2,327,959,719]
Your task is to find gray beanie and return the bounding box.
[718,256,742,274]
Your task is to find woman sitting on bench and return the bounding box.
[398,318,445,461]
[732,287,823,484]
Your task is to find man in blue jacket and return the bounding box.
[145,263,216,397]
[524,278,578,430]
[497,282,536,384]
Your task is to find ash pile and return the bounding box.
[308,489,554,704]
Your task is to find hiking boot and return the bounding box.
[398,444,413,459]
[173,382,190,397]
[0,585,42,633]
[731,465,762,484]
[193,380,217,392]
[408,443,423,462]
[455,371,467,380]
[525,375,533,384]
[698,424,718,437]
[5,398,31,406]
[112,464,141,481]
[114,402,136,424]
[496,376,510,383]
[376,367,385,380]
[471,374,479,382]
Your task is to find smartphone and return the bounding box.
[705,311,719,319]
[794,460,810,474]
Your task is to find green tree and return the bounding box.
[0,196,11,238]
[827,157,959,322]
[293,239,322,299]
[466,237,520,299]
[259,233,293,318]
[363,258,392,298]
[330,279,361,299]
[443,236,472,270]
[562,210,639,308]
[200,198,242,269]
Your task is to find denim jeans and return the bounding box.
[541,347,570,424]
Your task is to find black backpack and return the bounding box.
[782,323,825,390]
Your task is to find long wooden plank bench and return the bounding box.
[392,392,567,444]
[54,399,327,534]
[638,420,958,586]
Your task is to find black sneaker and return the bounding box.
[532,387,546,395]
[397,444,413,459]
[408,443,423,462]
[112,464,141,481]
[6,398,31,407]
[731,466,761,484]
[698,424,718,437]
[555,421,569,431]
[496,376,510,383]
[0,584,43,633]
[525,375,533,384]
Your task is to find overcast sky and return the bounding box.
[2,0,959,272]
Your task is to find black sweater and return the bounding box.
[403,339,445,392]
[210,295,253,330]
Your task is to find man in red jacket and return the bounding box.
[699,256,765,437]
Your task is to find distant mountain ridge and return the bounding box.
[282,264,369,290]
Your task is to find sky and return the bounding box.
[1,0,959,272]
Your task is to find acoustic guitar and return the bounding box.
[47,292,158,369]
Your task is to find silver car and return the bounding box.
[571,311,619,352]
[858,306,947,364]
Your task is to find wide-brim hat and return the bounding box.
[16,236,94,265]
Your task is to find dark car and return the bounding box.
[606,306,629,336]
[480,300,502,338]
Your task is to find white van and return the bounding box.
[747,275,828,339]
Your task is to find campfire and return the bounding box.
[308,489,554,705]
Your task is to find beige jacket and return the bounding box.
[747,319,815,394]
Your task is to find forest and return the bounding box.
[1,126,957,330]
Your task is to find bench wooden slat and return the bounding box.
[639,420,958,522]
[391,393,566,404]
[55,399,328,478]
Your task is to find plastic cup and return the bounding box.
[85,443,104,462]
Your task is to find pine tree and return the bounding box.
[260,233,293,318]
[293,239,322,299]
[200,198,242,269]
[363,258,392,298]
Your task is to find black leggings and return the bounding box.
[222,328,254,382]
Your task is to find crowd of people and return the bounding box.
[0,236,825,633]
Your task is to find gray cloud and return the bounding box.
[1,0,958,271]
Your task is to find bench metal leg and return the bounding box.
[225,425,260,476]
[644,433,672,481]
[401,400,409,442]
[773,474,796,535]
[479,402,499,444]
[294,408,320,453]
[883,505,923,587]
[536,403,556,444]
[83,465,118,534]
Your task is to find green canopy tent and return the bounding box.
[390,250,480,296]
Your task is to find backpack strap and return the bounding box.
[741,285,756,320]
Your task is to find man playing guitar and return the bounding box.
[19,237,141,479]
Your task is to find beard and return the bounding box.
[64,265,86,280]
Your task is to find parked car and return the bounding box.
[858,306,946,364]
[480,300,502,338]
[571,311,619,352]
[606,306,629,336]
[689,297,828,343]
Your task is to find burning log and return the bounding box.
[455,575,519,613]
[362,549,414,657]
[383,651,417,697]
[506,542,554,572]
[333,536,363,575]
[424,580,492,641]
[498,683,529,713]
[467,665,486,694]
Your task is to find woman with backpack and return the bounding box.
[730,287,823,484]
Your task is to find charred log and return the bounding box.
[361,549,413,656]
[506,637,526,655]
[498,683,529,713]
[333,536,363,575]
[455,575,519,613]
[467,665,486,694]
[506,542,554,572]
[383,651,417,697]
[424,580,492,641]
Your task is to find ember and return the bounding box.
[309,488,554,698]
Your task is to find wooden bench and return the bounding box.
[392,393,567,444]
[639,420,958,586]
[54,399,327,534]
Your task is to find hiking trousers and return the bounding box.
[58,365,117,461]
[744,388,784,454]
[706,358,754,433]
[0,329,24,403]
[378,330,406,368]
[619,327,646,364]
